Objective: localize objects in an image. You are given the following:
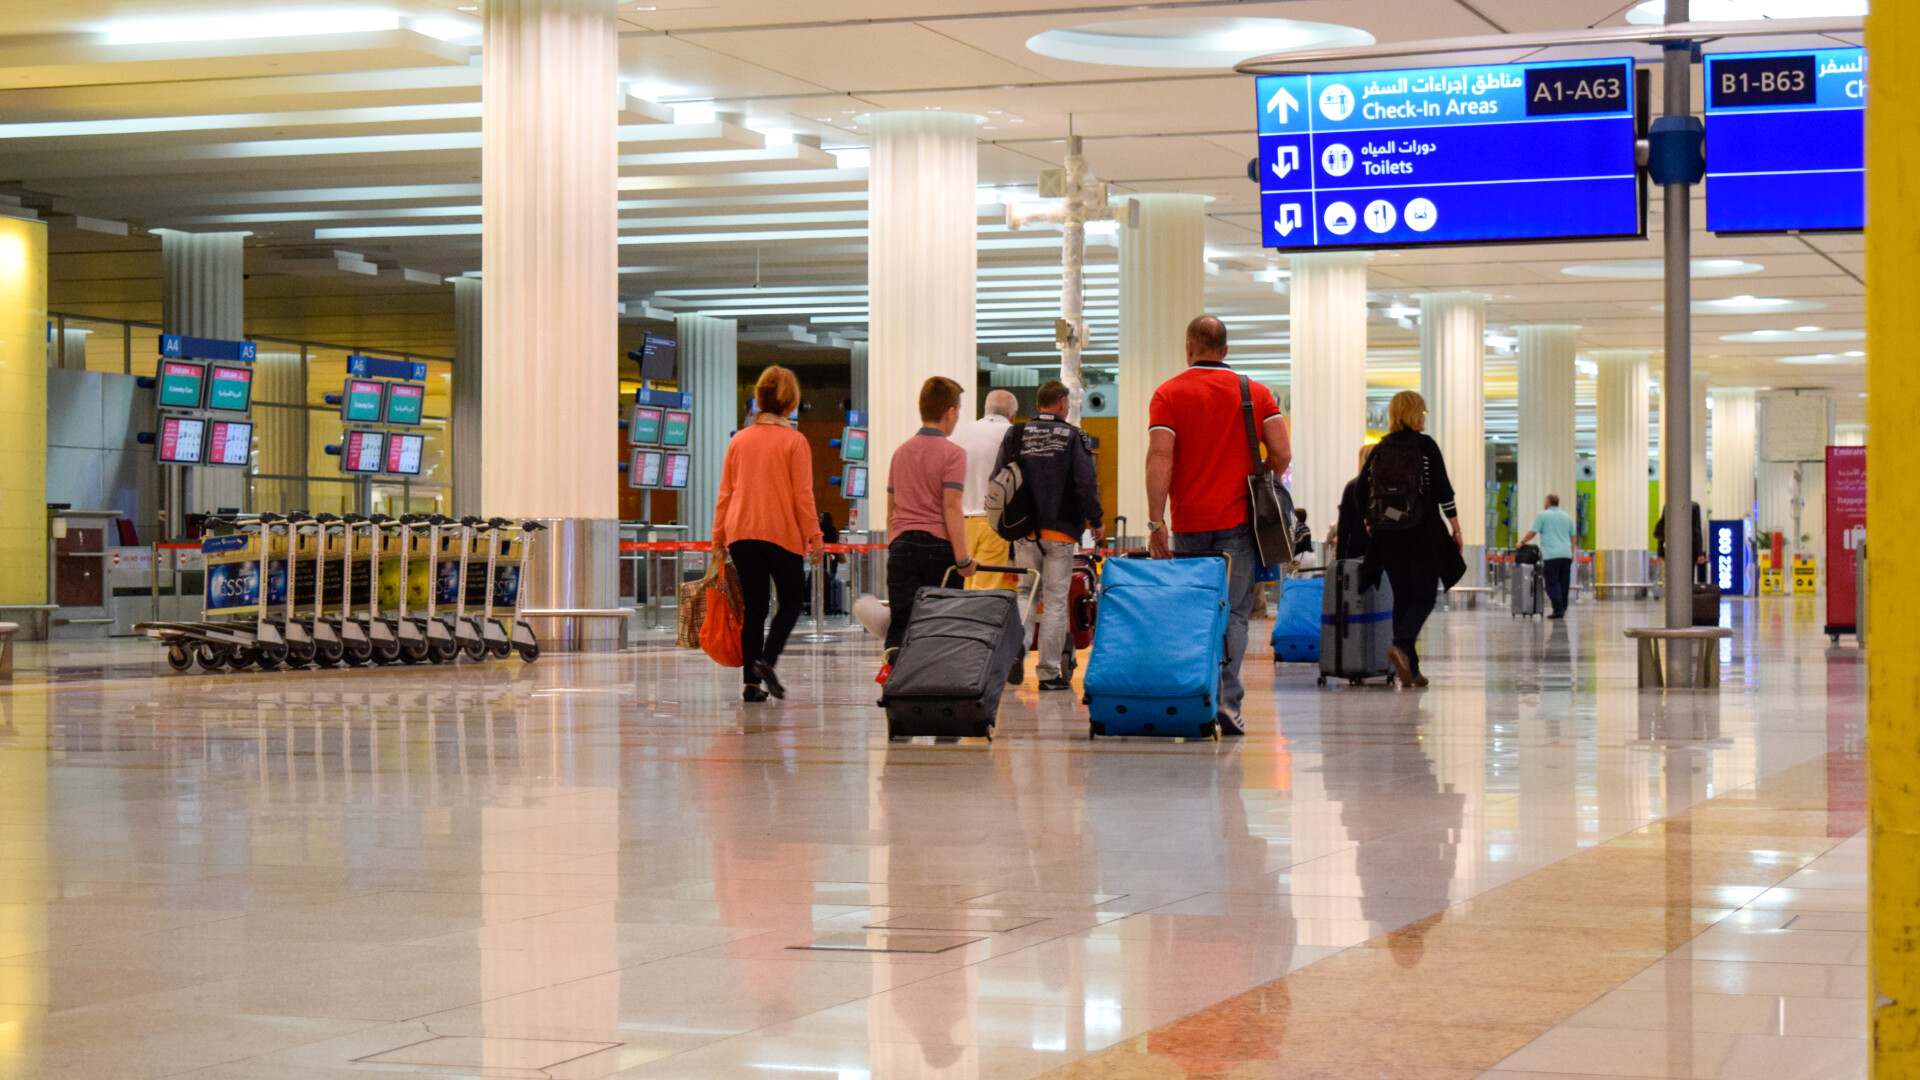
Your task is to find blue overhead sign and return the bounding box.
[1704,48,1864,234]
[346,354,429,381]
[1256,59,1642,250]
[160,334,256,363]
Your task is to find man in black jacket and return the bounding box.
[996,381,1104,690]
[1654,500,1708,585]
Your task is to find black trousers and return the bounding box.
[1543,557,1573,614]
[1383,561,1439,670]
[729,539,806,684]
[885,531,954,654]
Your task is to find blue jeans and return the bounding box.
[1543,557,1572,615]
[1173,522,1256,724]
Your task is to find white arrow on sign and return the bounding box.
[1271,145,1299,180]
[1265,86,1300,122]
[1275,204,1303,238]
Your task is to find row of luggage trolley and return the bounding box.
[136,513,545,673]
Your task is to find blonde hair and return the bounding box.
[1388,390,1427,433]
[754,366,800,417]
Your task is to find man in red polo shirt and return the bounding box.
[1145,315,1292,735]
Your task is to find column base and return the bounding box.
[524,517,622,653]
[1594,549,1652,600]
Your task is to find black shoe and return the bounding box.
[751,661,787,699]
[1216,715,1246,737]
[1038,676,1073,691]
[742,685,770,703]
[1548,611,1566,619]
[1008,657,1025,686]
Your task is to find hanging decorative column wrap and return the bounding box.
[866,110,981,533]
[1117,193,1207,526]
[1709,387,1756,521]
[161,230,246,513]
[1288,252,1370,538]
[1517,325,1579,528]
[677,313,737,542]
[480,0,620,649]
[451,276,482,518]
[0,216,47,607]
[1419,292,1487,579]
[1593,349,1651,586]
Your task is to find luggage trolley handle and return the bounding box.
[943,564,1043,621]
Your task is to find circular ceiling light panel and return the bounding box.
[1776,352,1865,365]
[1720,328,1865,343]
[1027,17,1374,70]
[1652,295,1827,314]
[1562,258,1763,279]
[1626,0,1867,24]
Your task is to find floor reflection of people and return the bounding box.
[1321,698,1464,957]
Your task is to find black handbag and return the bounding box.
[1239,375,1297,573]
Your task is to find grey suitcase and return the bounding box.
[1318,558,1394,686]
[1511,562,1545,617]
[880,567,1036,739]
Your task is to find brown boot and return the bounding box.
[1388,645,1416,686]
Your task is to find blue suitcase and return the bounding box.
[1270,575,1324,664]
[1084,555,1230,739]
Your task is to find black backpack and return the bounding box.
[1367,441,1427,533]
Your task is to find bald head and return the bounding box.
[983,389,1018,419]
[1186,315,1228,365]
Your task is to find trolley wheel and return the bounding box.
[371,639,402,666]
[313,639,343,668]
[488,638,512,660]
[285,642,315,668]
[194,644,224,672]
[166,645,193,673]
[222,647,255,672]
[252,651,282,672]
[399,638,430,664]
[429,637,460,664]
[343,639,373,667]
[514,640,541,663]
[460,636,488,662]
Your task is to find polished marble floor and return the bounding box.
[0,592,1865,1079]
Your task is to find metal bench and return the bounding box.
[1624,626,1733,688]
[1594,582,1659,601]
[1444,586,1493,611]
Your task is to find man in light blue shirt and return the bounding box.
[1520,494,1578,619]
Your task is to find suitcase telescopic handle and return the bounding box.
[943,564,1042,620]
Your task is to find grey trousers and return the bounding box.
[1014,537,1075,679]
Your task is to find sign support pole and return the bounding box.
[1660,1,1698,683]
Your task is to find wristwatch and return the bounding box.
[1148,521,1167,532]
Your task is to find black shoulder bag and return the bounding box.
[1239,375,1297,573]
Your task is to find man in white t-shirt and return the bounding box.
[952,389,1019,589]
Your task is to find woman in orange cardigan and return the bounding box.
[712,366,824,701]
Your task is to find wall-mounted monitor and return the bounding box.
[638,334,677,382]
[385,432,425,476]
[206,420,252,467]
[840,426,868,462]
[660,409,692,448]
[629,448,664,488]
[205,364,254,413]
[156,416,206,464]
[342,379,386,423]
[156,361,207,409]
[341,429,386,474]
[662,452,691,489]
[841,463,869,500]
[630,405,663,446]
[383,382,426,426]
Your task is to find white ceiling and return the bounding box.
[0,0,1870,435]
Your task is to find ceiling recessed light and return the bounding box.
[1009,117,1025,123]
[1654,296,1827,314]
[1562,258,1763,279]
[1776,353,1863,365]
[1720,327,1861,343]
[1027,16,1373,69]
[1627,0,1865,24]
[1794,325,1822,332]
[986,109,1003,115]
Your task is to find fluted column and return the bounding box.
[867,110,980,532]
[1517,325,1578,527]
[1709,387,1755,521]
[252,347,304,514]
[481,0,619,649]
[162,230,247,514]
[1419,292,1487,577]
[1288,252,1370,536]
[1594,349,1651,586]
[1117,193,1207,526]
[678,313,736,541]
[451,276,482,518]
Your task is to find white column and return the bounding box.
[867,110,981,532]
[451,276,482,518]
[1288,252,1370,537]
[1117,193,1207,527]
[481,0,619,648]
[1692,379,1709,513]
[161,230,246,514]
[1594,349,1651,586]
[1709,387,1756,521]
[1419,292,1487,576]
[677,313,736,541]
[1517,325,1578,527]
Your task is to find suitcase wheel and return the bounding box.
[1316,675,1326,686]
[1090,720,1106,738]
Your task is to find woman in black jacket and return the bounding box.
[1355,391,1467,687]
